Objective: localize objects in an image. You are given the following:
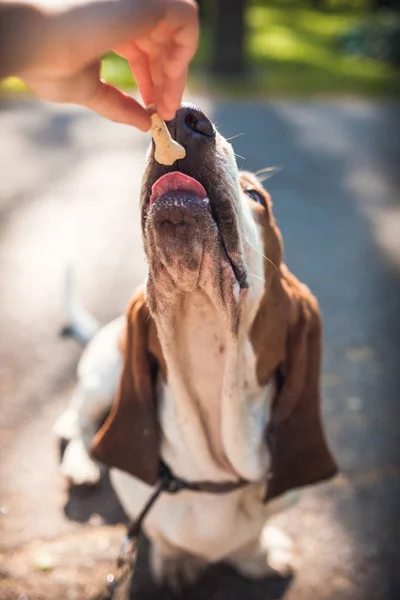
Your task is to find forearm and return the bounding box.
[0,2,50,78]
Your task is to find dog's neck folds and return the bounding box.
[153,289,273,484]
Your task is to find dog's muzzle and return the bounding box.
[142,105,249,291]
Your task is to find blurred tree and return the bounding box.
[195,0,206,20]
[311,0,324,10]
[210,0,247,75]
[372,0,400,9]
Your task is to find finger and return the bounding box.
[149,51,164,89]
[162,2,200,78]
[127,52,154,107]
[155,68,187,121]
[124,37,164,102]
[83,80,151,130]
[164,35,199,81]
[151,22,198,120]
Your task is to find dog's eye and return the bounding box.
[245,188,265,206]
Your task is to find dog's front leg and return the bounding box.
[54,389,102,486]
[149,537,208,591]
[226,525,295,580]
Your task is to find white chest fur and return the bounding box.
[158,290,272,482]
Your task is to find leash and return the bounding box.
[100,462,249,599]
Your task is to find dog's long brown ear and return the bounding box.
[90,289,164,486]
[241,172,337,501]
[263,279,338,501]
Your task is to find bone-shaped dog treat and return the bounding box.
[147,105,186,166]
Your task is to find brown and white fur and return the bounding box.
[54,105,320,588]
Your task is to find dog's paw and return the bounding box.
[53,408,80,441]
[150,543,207,591]
[60,437,101,486]
[228,526,295,580]
[261,525,295,578]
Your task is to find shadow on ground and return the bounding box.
[64,472,127,526]
[129,537,292,600]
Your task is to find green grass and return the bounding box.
[240,2,400,97]
[193,0,399,97]
[101,52,136,89]
[0,76,29,96]
[1,0,399,99]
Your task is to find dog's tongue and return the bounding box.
[150,172,207,205]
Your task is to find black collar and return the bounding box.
[158,460,249,495]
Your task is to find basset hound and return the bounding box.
[54,104,337,589]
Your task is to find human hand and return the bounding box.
[13,0,199,130]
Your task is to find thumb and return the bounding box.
[83,79,151,130]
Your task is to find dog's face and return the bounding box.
[140,105,276,329]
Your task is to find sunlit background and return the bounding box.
[1,1,400,599]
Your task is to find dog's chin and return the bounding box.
[147,191,239,295]
[148,191,213,290]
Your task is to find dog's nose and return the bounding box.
[168,104,215,149]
